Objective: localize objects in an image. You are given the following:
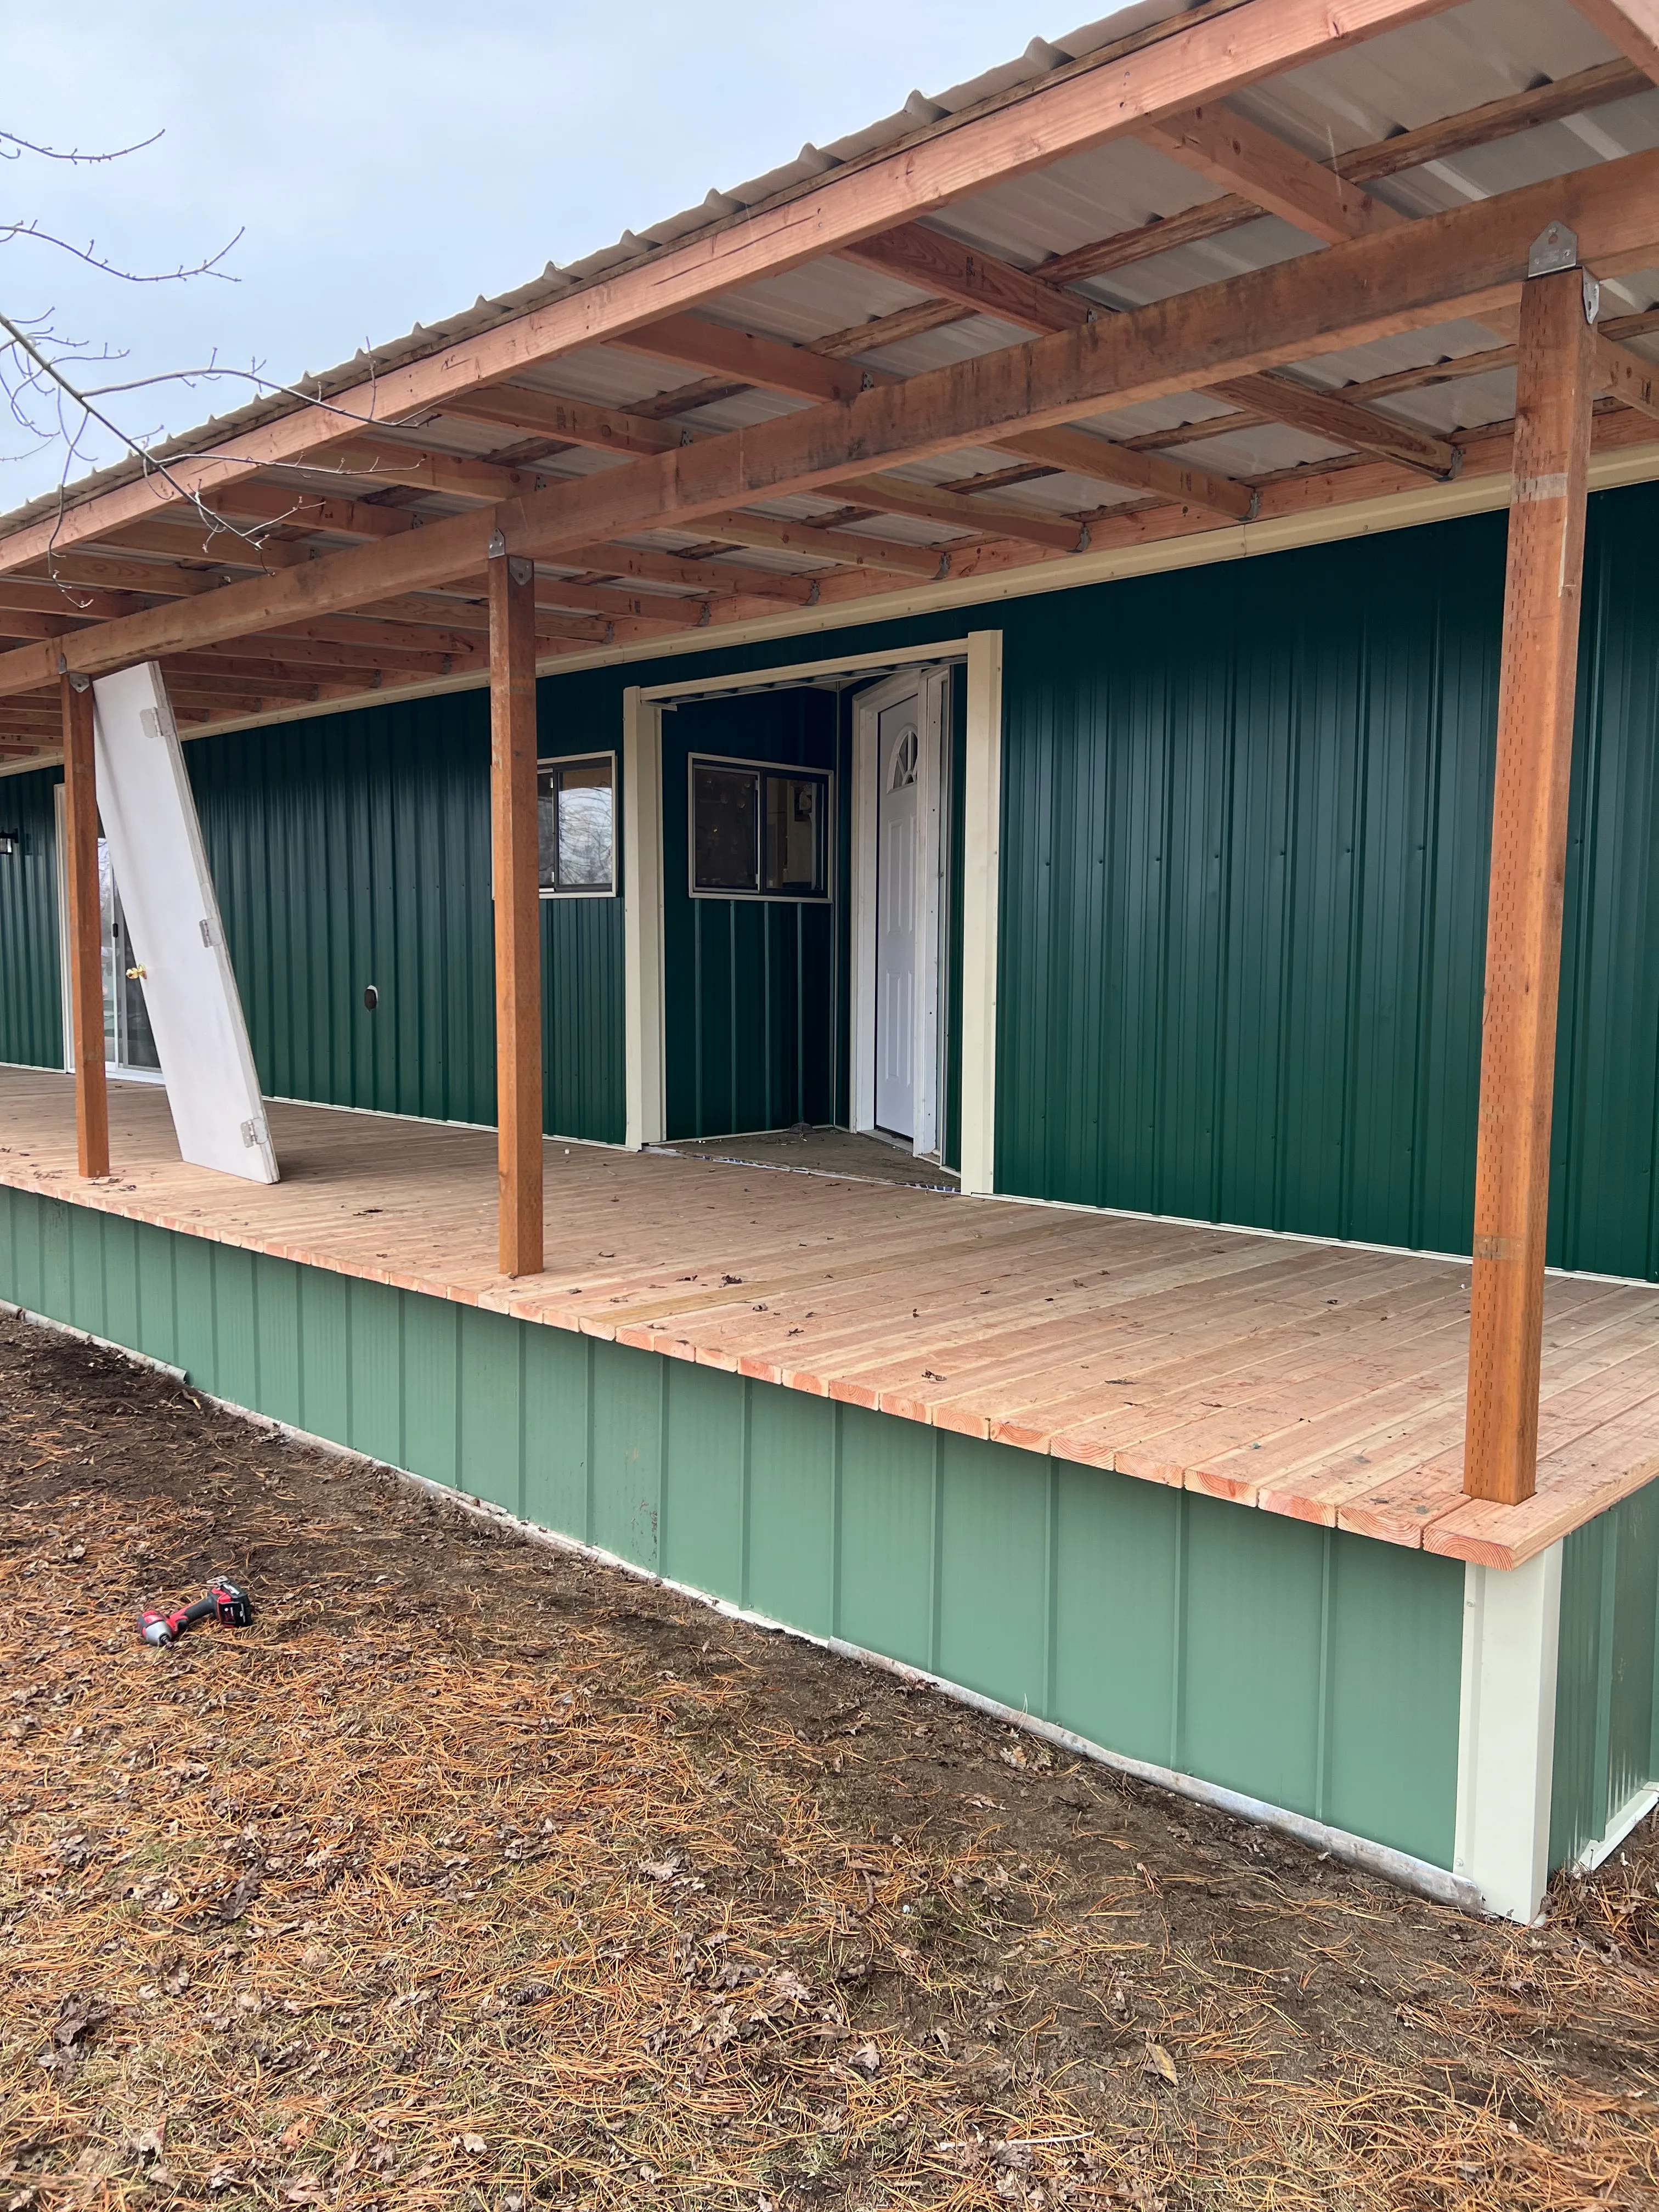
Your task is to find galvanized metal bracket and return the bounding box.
[1527,222,1578,278]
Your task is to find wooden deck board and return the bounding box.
[3,1068,1657,1568]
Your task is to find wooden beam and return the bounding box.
[60,675,109,1179]
[0,0,1462,583]
[696,511,949,578]
[489,551,543,1279]
[1463,262,1599,1508]
[1595,330,1659,417]
[830,474,1084,551]
[322,438,546,504]
[1139,102,1405,244]
[1041,58,1650,284]
[844,210,1459,476]
[1572,1,1659,80]
[438,388,680,458]
[5,146,1658,695]
[562,543,822,603]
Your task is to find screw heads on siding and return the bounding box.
[363,984,379,1012]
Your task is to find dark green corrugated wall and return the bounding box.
[0,766,63,1071]
[7,482,1659,1266]
[1550,1477,1659,1870]
[994,486,1659,1278]
[659,687,838,1141]
[189,692,624,1144]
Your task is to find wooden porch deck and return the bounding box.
[3,1066,1656,1571]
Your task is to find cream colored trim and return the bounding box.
[960,631,1003,1198]
[1454,1546,1564,1922]
[640,638,970,702]
[622,687,665,1149]
[5,437,1656,783]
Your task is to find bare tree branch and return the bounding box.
[2,215,244,285]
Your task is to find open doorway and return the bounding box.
[55,788,162,1081]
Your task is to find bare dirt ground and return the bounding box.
[1,1311,1655,2211]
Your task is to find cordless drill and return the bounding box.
[138,1577,254,1647]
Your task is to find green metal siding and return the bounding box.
[660,689,839,1141]
[1550,1477,1659,1869]
[0,1184,1465,1871]
[0,767,63,1071]
[189,691,623,1144]
[993,484,1659,1279]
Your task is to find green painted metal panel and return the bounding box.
[837,1404,936,1672]
[173,1237,217,1388]
[0,768,64,1073]
[1323,1532,1463,1867]
[10,1190,43,1313]
[746,1384,835,1635]
[134,1223,176,1369]
[347,1278,403,1467]
[590,1337,662,1568]
[459,1305,523,1514]
[214,1246,260,1412]
[101,1216,141,1355]
[661,1361,747,1602]
[1182,1497,1325,1819]
[1051,1465,1182,1769]
[1551,1478,1659,1867]
[942,667,968,1176]
[992,484,1659,1280]
[661,690,839,1141]
[41,1199,70,1327]
[297,1267,351,1448]
[68,1207,106,1340]
[403,1291,460,1488]
[189,693,624,1145]
[253,1254,302,1429]
[0,1193,1468,1869]
[935,1431,1049,1713]
[523,1325,589,1537]
[1608,1485,1659,1820]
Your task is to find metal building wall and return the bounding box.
[0,1181,1467,1875]
[1550,1478,1659,1871]
[658,688,839,1141]
[0,766,63,1073]
[189,693,625,1145]
[994,484,1659,1280]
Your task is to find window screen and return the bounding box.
[690,758,830,900]
[537,755,615,894]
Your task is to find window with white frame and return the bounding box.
[689,756,830,900]
[538,754,616,895]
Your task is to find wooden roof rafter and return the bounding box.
[1,0,1658,755]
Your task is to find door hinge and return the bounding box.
[199,917,221,948]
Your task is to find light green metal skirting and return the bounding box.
[0,1182,1465,1872]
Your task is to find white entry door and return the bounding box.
[91,662,278,1183]
[875,696,921,1137]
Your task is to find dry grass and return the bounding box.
[1,1319,1657,2209]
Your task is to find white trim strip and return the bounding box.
[960,630,1003,1197]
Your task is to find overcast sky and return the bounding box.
[0,1,1087,514]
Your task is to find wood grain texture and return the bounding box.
[59,676,108,1181]
[5,143,1659,699]
[1463,268,1598,1507]
[1572,0,1659,81]
[3,1068,1656,1570]
[489,555,543,1277]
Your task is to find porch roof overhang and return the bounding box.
[2,0,1659,764]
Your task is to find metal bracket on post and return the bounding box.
[507,556,533,589]
[486,528,507,559]
[1527,222,1579,278]
[1523,224,1601,328]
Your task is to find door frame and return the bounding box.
[851,665,950,1155]
[629,632,998,1187]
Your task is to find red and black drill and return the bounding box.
[138,1576,254,1648]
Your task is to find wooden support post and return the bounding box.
[1463,252,1598,1505]
[489,551,543,1277]
[60,673,109,1179]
